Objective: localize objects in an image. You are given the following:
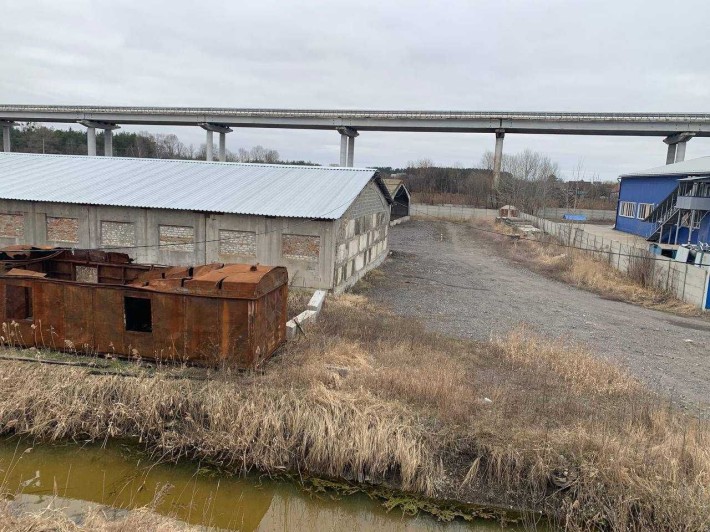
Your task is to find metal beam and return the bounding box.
[2,106,710,136]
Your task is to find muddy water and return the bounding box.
[0,440,520,530]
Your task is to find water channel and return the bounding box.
[0,439,522,530]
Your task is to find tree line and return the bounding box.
[381,150,617,211]
[7,123,317,165]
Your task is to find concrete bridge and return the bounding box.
[3,105,710,181]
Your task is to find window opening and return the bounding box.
[124,296,152,332]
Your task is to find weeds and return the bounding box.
[0,295,707,530]
[474,219,702,317]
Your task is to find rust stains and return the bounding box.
[0,247,288,368]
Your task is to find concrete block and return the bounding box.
[359,233,367,249]
[295,309,317,326]
[348,239,359,258]
[355,253,365,271]
[307,290,327,314]
[336,243,347,262]
[286,320,298,340]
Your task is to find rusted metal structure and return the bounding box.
[0,247,288,367]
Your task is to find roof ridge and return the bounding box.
[0,151,375,171]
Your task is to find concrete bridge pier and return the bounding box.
[493,129,505,188]
[336,127,359,167]
[79,120,120,156]
[199,123,233,162]
[205,130,213,161]
[664,132,695,164]
[339,133,347,166]
[1,121,13,152]
[86,126,96,156]
[104,129,114,157]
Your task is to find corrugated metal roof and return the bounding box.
[621,156,710,178]
[0,153,388,219]
[382,178,403,196]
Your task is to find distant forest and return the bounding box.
[380,152,617,211]
[9,123,616,210]
[7,123,317,165]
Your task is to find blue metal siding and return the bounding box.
[698,214,710,244]
[615,176,680,238]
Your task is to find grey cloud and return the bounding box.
[2,0,710,178]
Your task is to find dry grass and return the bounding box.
[0,295,708,530]
[474,219,702,317]
[0,500,196,531]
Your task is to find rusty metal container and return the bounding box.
[0,248,288,368]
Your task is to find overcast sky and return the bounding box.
[2,0,710,180]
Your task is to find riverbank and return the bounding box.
[0,294,708,530]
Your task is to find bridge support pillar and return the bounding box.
[1,121,13,152]
[347,136,355,167]
[339,133,347,166]
[336,127,359,167]
[199,123,233,162]
[664,132,695,164]
[79,120,119,156]
[104,129,113,157]
[219,132,226,162]
[205,130,214,161]
[493,129,505,189]
[86,127,96,156]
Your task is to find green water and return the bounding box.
[0,439,523,531]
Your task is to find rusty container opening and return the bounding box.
[0,247,288,368]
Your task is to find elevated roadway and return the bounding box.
[2,105,709,174]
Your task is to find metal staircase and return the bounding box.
[645,187,680,242]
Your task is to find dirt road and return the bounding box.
[369,220,710,411]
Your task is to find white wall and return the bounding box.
[520,213,710,309]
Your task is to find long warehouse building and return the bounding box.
[0,153,392,292]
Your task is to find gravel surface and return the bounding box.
[369,220,710,412]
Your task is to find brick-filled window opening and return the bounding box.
[6,285,32,320]
[0,213,24,238]
[618,201,636,218]
[46,217,79,243]
[101,221,136,248]
[124,297,152,333]
[282,234,320,262]
[159,225,195,252]
[219,230,257,256]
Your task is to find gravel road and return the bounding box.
[369,220,710,411]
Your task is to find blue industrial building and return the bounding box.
[616,158,710,245]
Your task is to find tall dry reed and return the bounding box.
[0,294,707,530]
